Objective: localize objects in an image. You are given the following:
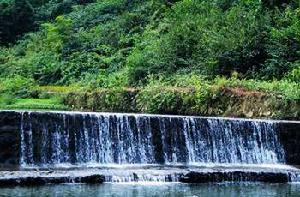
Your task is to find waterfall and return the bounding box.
[19,112,286,167]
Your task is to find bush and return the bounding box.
[0,93,16,105]
[0,75,37,98]
[214,76,300,101]
[286,64,300,82]
[135,75,214,114]
[64,87,137,112]
[261,7,300,79]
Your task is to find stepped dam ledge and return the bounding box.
[0,110,299,184]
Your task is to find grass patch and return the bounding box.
[39,86,77,93]
[0,98,69,110]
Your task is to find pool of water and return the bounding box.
[0,183,300,197]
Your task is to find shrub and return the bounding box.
[0,93,16,105]
[286,63,300,83]
[64,87,137,112]
[135,75,214,114]
[214,76,300,101]
[0,75,37,98]
[261,7,300,79]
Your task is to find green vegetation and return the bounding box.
[63,74,299,119]
[0,98,68,110]
[0,0,299,119]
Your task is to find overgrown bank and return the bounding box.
[62,75,299,119]
[0,0,299,119]
[0,74,299,119]
[63,84,300,120]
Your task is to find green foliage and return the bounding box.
[0,0,34,44]
[135,74,214,114]
[0,0,94,44]
[0,98,69,110]
[262,7,300,79]
[2,0,300,85]
[42,15,72,52]
[79,69,130,88]
[63,74,299,119]
[0,75,37,107]
[0,93,16,105]
[64,87,137,112]
[0,75,37,98]
[127,1,271,81]
[0,0,299,118]
[287,64,300,82]
[214,76,300,101]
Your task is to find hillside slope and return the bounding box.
[0,0,299,119]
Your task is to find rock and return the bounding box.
[179,171,289,183]
[133,173,139,182]
[0,174,105,186]
[78,175,105,184]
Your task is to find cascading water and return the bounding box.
[19,112,285,166]
[17,111,299,183]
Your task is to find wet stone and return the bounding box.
[0,174,105,187]
[179,171,290,183]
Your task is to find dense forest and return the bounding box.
[0,0,299,119]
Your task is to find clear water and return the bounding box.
[0,183,300,197]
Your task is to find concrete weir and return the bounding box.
[0,110,299,185]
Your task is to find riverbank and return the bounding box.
[63,86,300,120]
[1,78,299,120]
